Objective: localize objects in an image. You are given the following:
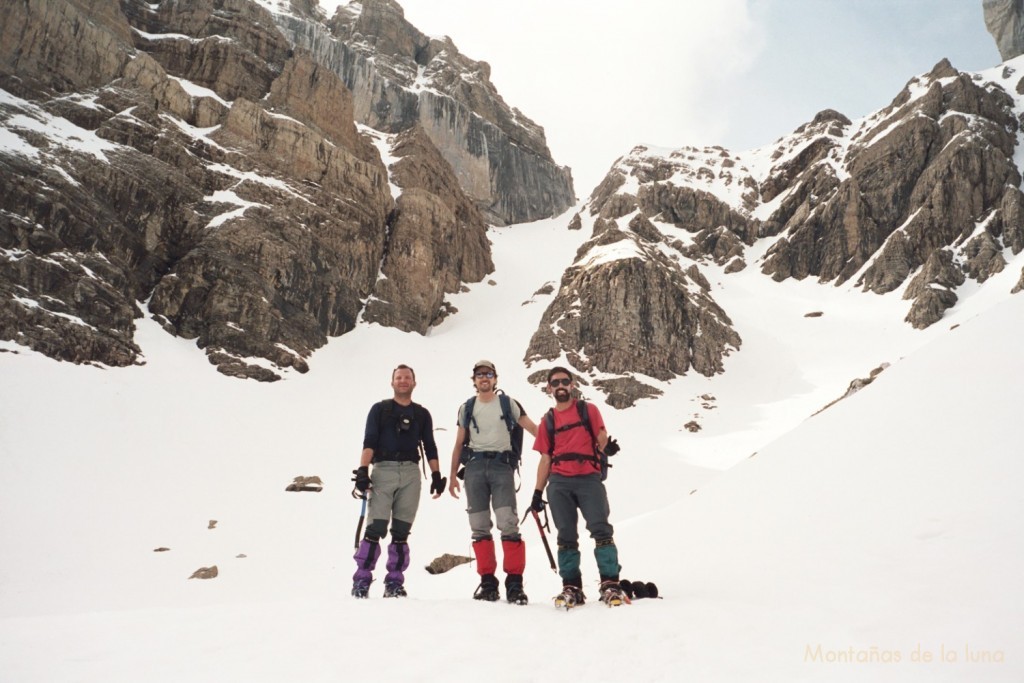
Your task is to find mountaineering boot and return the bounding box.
[473,573,500,602]
[351,579,371,599]
[505,574,528,606]
[383,582,408,598]
[599,580,628,607]
[553,584,586,610]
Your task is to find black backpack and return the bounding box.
[377,398,427,435]
[542,399,609,480]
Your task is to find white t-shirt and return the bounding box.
[458,395,522,452]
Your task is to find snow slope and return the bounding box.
[1,207,1022,681]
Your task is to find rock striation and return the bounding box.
[272,0,575,225]
[1,0,552,379]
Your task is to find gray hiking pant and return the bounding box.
[464,458,521,541]
[546,473,614,547]
[366,461,422,542]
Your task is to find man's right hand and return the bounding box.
[448,476,461,499]
[352,466,370,494]
[530,489,545,512]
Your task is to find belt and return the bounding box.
[373,450,420,463]
[466,450,514,461]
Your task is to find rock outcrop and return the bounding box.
[984,0,1024,61]
[525,215,741,408]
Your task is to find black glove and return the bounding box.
[430,470,447,495]
[603,437,620,456]
[352,466,370,493]
[530,489,546,513]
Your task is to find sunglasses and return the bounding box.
[549,378,572,387]
[474,371,495,378]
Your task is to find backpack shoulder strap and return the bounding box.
[460,397,478,447]
[577,399,597,446]
[497,392,515,434]
[543,408,556,456]
[377,398,394,432]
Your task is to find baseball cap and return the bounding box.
[473,359,497,373]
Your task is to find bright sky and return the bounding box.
[321,0,1000,197]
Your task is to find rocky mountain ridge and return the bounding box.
[3,0,1022,407]
[0,0,567,380]
[529,56,1024,406]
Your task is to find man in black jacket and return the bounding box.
[352,364,444,598]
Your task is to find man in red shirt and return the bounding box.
[531,366,624,607]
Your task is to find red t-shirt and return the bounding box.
[532,400,606,477]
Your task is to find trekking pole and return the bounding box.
[532,509,557,573]
[353,490,368,550]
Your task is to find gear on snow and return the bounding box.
[473,574,501,602]
[383,582,408,598]
[553,584,586,610]
[505,575,528,605]
[598,580,629,607]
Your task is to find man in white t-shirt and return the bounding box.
[448,360,537,604]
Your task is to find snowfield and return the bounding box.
[1,210,1022,682]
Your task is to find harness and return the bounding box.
[543,400,606,478]
[458,392,525,489]
[373,399,427,474]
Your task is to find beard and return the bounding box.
[554,388,571,402]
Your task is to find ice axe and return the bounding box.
[523,507,557,573]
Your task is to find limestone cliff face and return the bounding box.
[985,0,1024,61]
[0,0,508,379]
[272,0,576,225]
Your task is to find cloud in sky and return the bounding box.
[322,0,1001,198]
